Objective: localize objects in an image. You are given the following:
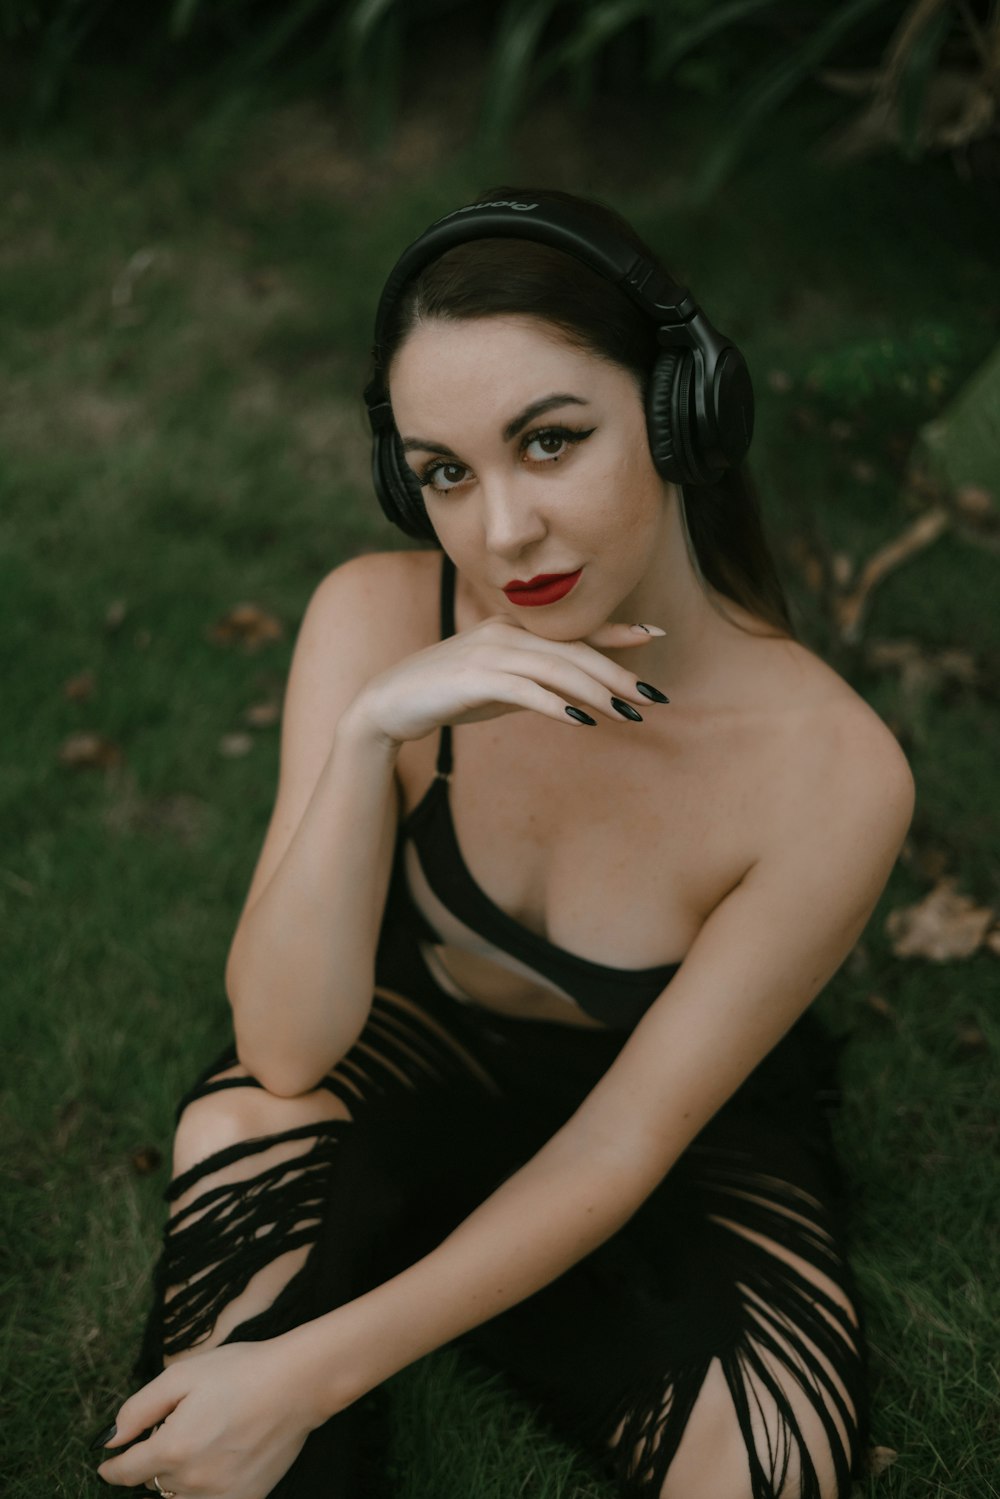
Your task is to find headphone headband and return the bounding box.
[370,198,701,367]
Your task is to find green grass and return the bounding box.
[2,76,998,1499]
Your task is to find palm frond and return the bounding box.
[688,0,891,205]
[479,0,564,145]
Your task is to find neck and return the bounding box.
[602,488,756,698]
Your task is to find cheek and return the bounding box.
[580,438,664,540]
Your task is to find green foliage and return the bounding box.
[3,1,996,200]
[803,322,967,413]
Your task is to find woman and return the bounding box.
[95,187,914,1499]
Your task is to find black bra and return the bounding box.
[393,552,683,1030]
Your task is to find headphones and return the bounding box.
[363,195,754,541]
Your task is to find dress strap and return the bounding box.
[435,552,455,780]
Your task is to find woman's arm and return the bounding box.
[284,706,915,1418]
[224,555,406,1096]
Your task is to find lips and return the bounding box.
[503,568,583,607]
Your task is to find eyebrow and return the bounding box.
[400,393,589,456]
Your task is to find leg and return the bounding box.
[160,1063,352,1361]
[608,1153,866,1499]
[456,1122,869,1499]
[134,983,507,1496]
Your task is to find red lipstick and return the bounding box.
[503,569,583,607]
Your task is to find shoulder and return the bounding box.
[762,649,915,881]
[305,547,442,663]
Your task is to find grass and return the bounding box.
[1,71,998,1499]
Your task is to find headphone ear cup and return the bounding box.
[372,427,437,541]
[388,433,429,534]
[646,349,687,484]
[671,350,721,488]
[648,346,731,488]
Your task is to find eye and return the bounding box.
[419,459,470,493]
[522,425,596,464]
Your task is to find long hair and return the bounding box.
[376,187,794,638]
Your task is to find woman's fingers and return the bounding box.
[485,644,665,720]
[358,614,670,747]
[584,620,666,649]
[97,1375,181,1486]
[476,670,642,730]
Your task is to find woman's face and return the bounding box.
[387,314,672,633]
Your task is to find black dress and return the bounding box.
[133,555,871,1498]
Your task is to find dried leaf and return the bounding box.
[864,993,897,1021]
[104,599,129,631]
[219,732,254,758]
[57,732,123,770]
[867,1445,899,1476]
[243,698,282,728]
[954,1021,989,1056]
[209,603,285,652]
[835,508,950,643]
[885,877,996,961]
[130,1145,163,1175]
[954,483,995,521]
[63,670,96,702]
[984,927,1000,958]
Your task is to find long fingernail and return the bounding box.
[565,706,597,726]
[89,1422,117,1451]
[611,697,643,722]
[629,623,666,636]
[636,682,670,703]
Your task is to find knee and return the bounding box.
[654,1375,751,1499]
[650,1362,844,1499]
[172,1067,351,1179]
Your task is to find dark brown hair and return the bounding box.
[379,187,794,638]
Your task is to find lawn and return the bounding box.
[2,70,998,1499]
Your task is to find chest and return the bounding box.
[395,709,768,973]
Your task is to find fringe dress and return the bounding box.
[133,555,871,1498]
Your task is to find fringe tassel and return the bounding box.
[603,1155,866,1499]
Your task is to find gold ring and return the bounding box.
[152,1478,177,1498]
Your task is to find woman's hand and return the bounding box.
[352,611,668,749]
[96,1341,325,1499]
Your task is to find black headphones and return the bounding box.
[363,194,754,541]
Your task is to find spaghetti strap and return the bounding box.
[435,552,456,780]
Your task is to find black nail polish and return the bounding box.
[89,1422,117,1451]
[635,681,670,704]
[565,705,597,726]
[610,697,643,722]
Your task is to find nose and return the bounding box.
[478,472,547,559]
